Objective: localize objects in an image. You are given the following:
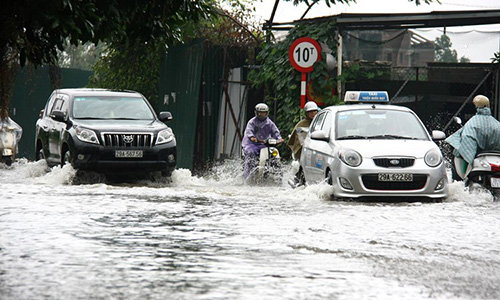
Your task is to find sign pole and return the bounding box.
[301,73,307,108]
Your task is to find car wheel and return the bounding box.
[61,149,71,166]
[35,142,45,161]
[327,169,333,185]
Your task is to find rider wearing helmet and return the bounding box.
[286,101,320,187]
[242,103,284,179]
[287,101,319,160]
[445,95,500,178]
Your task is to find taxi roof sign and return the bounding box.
[344,91,389,103]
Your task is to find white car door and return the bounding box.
[301,111,334,183]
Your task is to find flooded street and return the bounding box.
[1,159,499,300]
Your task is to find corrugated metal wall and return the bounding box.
[11,66,92,160]
[195,45,225,170]
[157,40,204,170]
[157,41,249,171]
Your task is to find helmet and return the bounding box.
[473,95,489,108]
[304,101,319,112]
[255,103,269,120]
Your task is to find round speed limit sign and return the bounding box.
[289,37,322,73]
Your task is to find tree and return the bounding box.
[89,1,265,105]
[459,56,470,63]
[0,0,215,120]
[435,34,458,63]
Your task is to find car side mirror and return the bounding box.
[159,111,173,122]
[310,130,329,141]
[432,130,446,140]
[50,110,67,122]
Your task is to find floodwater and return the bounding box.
[1,159,499,300]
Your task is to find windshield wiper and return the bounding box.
[367,134,418,140]
[336,135,368,140]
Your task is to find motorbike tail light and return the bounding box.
[490,164,500,173]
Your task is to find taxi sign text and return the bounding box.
[344,91,389,103]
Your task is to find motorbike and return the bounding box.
[0,117,23,166]
[244,138,283,185]
[449,116,500,199]
[457,152,500,199]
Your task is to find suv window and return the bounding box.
[51,97,68,114]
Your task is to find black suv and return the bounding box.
[35,89,176,176]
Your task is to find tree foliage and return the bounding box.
[89,43,162,104]
[0,0,215,119]
[89,1,264,105]
[434,34,458,63]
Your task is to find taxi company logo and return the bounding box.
[390,159,400,165]
[123,135,134,143]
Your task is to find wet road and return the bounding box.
[1,159,499,300]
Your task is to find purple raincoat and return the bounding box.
[242,116,282,178]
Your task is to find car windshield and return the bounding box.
[336,109,429,140]
[72,96,155,120]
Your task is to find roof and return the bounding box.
[265,9,500,31]
[325,103,413,113]
[52,88,142,97]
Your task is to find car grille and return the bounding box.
[362,174,427,190]
[101,133,154,147]
[373,158,415,168]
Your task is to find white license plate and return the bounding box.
[491,177,500,188]
[115,150,143,158]
[378,173,413,182]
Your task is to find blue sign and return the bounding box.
[344,91,389,103]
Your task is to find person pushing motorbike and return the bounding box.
[287,101,320,187]
[445,95,500,179]
[287,101,319,160]
[242,103,284,180]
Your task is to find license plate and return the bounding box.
[115,150,143,158]
[491,177,500,188]
[378,173,413,182]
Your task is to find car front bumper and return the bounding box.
[68,138,177,174]
[331,159,449,199]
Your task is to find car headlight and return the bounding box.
[339,149,362,167]
[157,128,174,144]
[75,127,99,144]
[425,149,442,167]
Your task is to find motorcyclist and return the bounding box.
[287,101,320,188]
[445,95,500,179]
[242,103,283,179]
[0,116,23,165]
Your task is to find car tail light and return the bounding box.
[491,164,500,173]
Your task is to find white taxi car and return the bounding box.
[299,91,448,200]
